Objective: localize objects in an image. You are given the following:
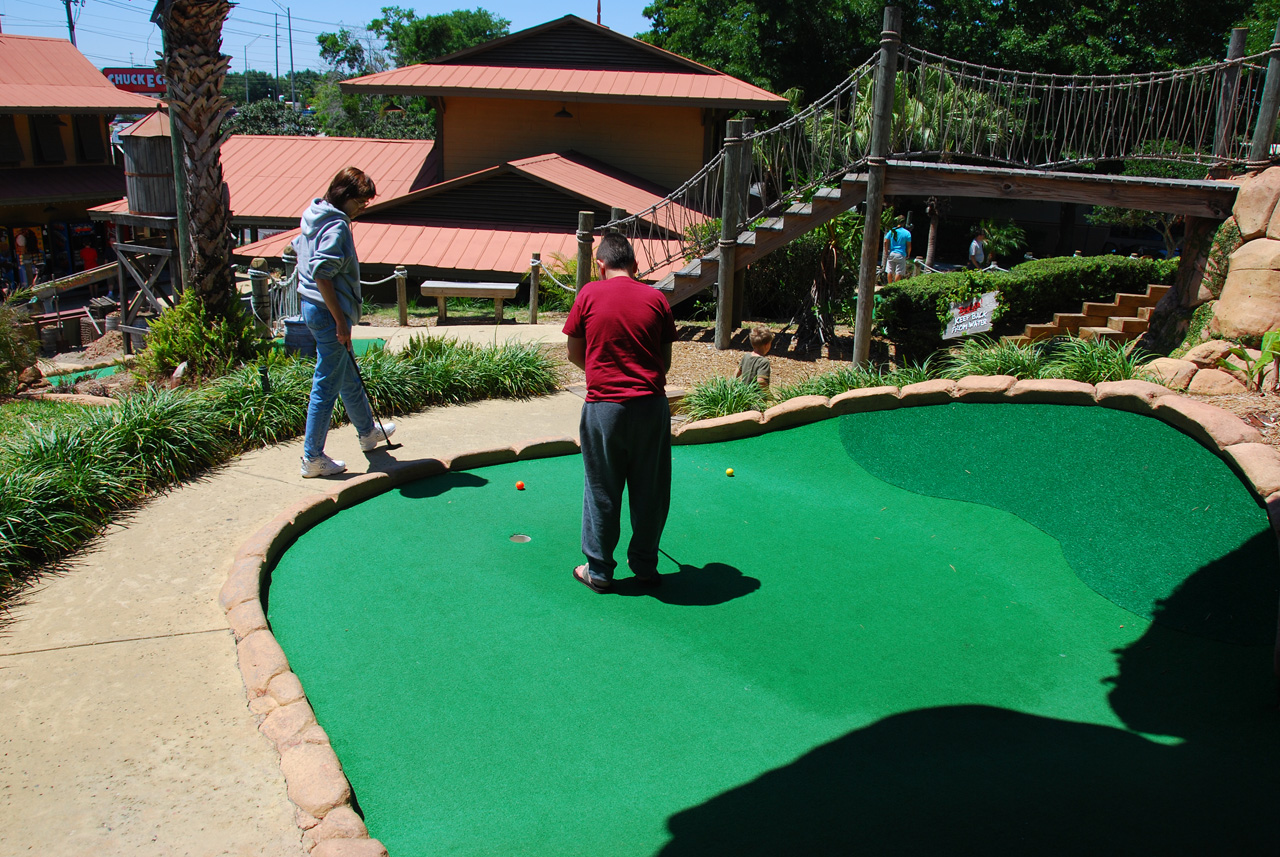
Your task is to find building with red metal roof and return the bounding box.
[233,15,782,296]
[0,33,159,288]
[342,15,787,189]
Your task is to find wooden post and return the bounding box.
[853,6,902,367]
[530,252,540,325]
[395,266,408,326]
[609,207,626,233]
[716,118,745,350]
[1213,28,1248,174]
[119,248,132,355]
[575,211,594,297]
[1250,19,1280,167]
[732,117,754,329]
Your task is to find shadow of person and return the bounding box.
[657,538,1280,855]
[612,562,760,607]
[396,470,487,499]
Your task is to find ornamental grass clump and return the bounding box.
[209,354,315,447]
[1042,336,1154,384]
[681,376,769,421]
[86,387,231,489]
[775,365,889,401]
[942,336,1048,379]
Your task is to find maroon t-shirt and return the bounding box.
[562,276,677,403]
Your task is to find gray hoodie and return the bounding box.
[294,198,361,325]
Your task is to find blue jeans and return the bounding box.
[301,300,374,460]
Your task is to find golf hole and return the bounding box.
[509,534,531,543]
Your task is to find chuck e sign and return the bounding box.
[102,68,166,94]
[944,291,999,339]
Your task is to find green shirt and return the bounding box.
[739,353,771,385]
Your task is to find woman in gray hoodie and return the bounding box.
[295,166,396,477]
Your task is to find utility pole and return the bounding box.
[274,14,280,101]
[287,8,296,108]
[62,0,76,46]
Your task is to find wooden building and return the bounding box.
[234,15,786,286]
[0,34,159,289]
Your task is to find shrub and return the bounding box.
[0,299,37,395]
[878,255,1177,358]
[134,289,268,382]
[681,376,769,421]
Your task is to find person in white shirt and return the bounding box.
[969,230,987,269]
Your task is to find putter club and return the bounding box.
[347,346,403,451]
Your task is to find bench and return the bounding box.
[419,281,519,324]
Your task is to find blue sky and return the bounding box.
[0,0,656,72]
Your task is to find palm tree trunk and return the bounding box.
[160,0,235,316]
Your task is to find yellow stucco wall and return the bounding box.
[441,98,706,189]
[3,113,107,168]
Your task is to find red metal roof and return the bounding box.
[0,164,125,205]
[218,135,435,222]
[89,135,435,222]
[363,151,704,234]
[233,221,686,282]
[119,110,171,137]
[0,35,162,113]
[342,64,787,109]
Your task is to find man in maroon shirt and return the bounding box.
[563,233,677,593]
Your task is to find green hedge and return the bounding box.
[878,256,1178,357]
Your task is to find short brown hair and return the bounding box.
[595,233,637,271]
[325,166,377,209]
[749,326,774,347]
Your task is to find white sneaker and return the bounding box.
[300,453,346,478]
[358,421,396,452]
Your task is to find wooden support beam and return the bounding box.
[873,162,1238,219]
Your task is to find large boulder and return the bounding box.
[1212,239,1280,339]
[1235,168,1280,239]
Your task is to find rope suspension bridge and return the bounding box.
[589,7,1280,362]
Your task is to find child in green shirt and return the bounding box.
[735,326,773,389]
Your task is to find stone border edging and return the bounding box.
[219,436,580,856]
[225,382,1280,854]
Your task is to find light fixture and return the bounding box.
[554,105,573,119]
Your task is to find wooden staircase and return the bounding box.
[1002,284,1170,346]
[655,175,866,305]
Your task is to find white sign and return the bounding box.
[944,291,999,339]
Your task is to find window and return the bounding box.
[0,115,22,164]
[74,115,106,162]
[30,115,66,164]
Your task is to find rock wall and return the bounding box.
[1214,167,1280,339]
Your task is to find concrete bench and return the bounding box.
[419,281,519,324]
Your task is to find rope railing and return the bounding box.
[597,35,1278,282]
[897,45,1269,168]
[743,56,878,218]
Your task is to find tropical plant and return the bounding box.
[134,289,268,382]
[1220,330,1280,393]
[976,218,1027,265]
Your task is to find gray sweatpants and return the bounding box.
[579,394,672,584]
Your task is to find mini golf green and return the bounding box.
[267,404,1280,855]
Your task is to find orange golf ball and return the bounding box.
[516,481,525,490]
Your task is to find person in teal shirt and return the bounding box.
[882,215,912,283]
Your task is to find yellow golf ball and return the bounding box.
[726,468,734,477]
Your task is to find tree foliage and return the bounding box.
[640,0,1254,105]
[1085,141,1205,255]
[223,99,318,136]
[369,6,511,66]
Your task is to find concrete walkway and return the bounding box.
[0,343,584,855]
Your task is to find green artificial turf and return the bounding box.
[267,410,1280,856]
[47,364,119,384]
[838,403,1278,644]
